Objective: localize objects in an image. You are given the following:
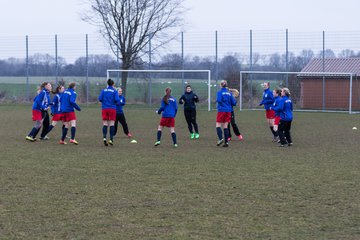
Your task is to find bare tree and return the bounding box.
[83,0,185,95]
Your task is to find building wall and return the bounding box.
[300,78,360,110]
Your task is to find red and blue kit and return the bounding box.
[99,86,120,121]
[61,88,81,121]
[216,88,236,123]
[259,88,275,119]
[32,89,51,121]
[157,96,178,127]
[51,93,63,121]
[273,96,281,125]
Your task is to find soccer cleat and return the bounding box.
[190,133,195,139]
[40,136,50,140]
[272,136,279,142]
[70,139,78,145]
[173,144,178,148]
[26,136,36,142]
[127,133,132,138]
[154,141,161,146]
[103,138,108,146]
[59,140,67,145]
[288,143,293,147]
[238,135,243,140]
[228,137,231,141]
[222,143,229,147]
[108,140,113,146]
[217,139,224,146]
[279,144,285,147]
[195,133,200,139]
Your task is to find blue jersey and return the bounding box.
[259,88,274,110]
[51,93,62,114]
[32,89,50,111]
[273,96,281,117]
[157,96,178,118]
[216,88,236,112]
[98,86,120,110]
[272,96,293,121]
[116,95,126,114]
[61,88,81,113]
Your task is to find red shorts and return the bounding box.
[63,112,76,122]
[216,112,231,123]
[266,110,276,119]
[160,117,175,127]
[274,116,281,125]
[32,110,42,121]
[102,109,116,121]
[52,113,63,122]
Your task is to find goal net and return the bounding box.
[239,71,358,114]
[106,69,213,111]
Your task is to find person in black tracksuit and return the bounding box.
[179,85,200,139]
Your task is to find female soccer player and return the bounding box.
[216,80,237,147]
[98,79,120,146]
[114,87,132,138]
[26,82,52,142]
[60,82,81,145]
[228,88,243,141]
[271,88,293,147]
[40,85,65,138]
[272,87,282,141]
[154,87,178,147]
[179,84,199,139]
[259,82,278,141]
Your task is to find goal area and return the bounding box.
[239,71,359,114]
[106,69,213,111]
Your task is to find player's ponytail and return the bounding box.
[163,87,171,105]
[52,85,63,94]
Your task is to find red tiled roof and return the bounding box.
[301,58,360,75]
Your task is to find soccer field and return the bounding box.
[1,105,360,239]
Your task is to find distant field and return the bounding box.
[1,105,359,239]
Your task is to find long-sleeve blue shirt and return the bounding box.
[259,88,274,110]
[273,96,281,117]
[116,95,126,114]
[61,88,81,113]
[216,88,237,112]
[157,96,178,118]
[271,96,293,121]
[32,89,51,111]
[51,93,62,114]
[98,86,120,110]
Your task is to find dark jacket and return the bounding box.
[179,91,199,110]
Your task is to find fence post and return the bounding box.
[249,30,253,109]
[322,31,325,111]
[215,30,218,84]
[285,29,289,87]
[116,35,120,86]
[26,35,29,101]
[148,33,152,106]
[349,74,353,114]
[181,32,184,89]
[86,34,89,105]
[55,34,58,85]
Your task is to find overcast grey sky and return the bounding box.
[0,0,359,36]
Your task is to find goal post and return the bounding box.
[106,69,212,111]
[239,71,356,114]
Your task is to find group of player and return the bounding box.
[25,79,131,145]
[25,78,293,148]
[259,82,293,147]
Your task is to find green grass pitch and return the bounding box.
[1,104,360,239]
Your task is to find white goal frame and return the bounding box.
[239,71,355,114]
[107,69,212,111]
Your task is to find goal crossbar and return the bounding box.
[107,69,212,111]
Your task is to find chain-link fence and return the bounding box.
[1,30,360,105]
